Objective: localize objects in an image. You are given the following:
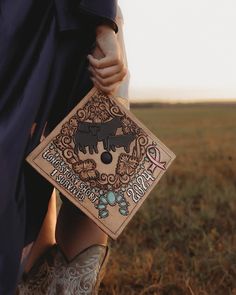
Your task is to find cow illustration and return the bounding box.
[73,117,123,154]
[74,132,98,154]
[97,117,123,149]
[107,134,136,153]
[76,122,100,136]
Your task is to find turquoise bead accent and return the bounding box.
[97,204,106,210]
[100,196,108,205]
[99,210,109,219]
[119,201,127,208]
[119,208,128,216]
[116,195,123,203]
[107,191,116,206]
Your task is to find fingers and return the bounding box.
[90,76,120,94]
[89,63,127,93]
[89,63,123,79]
[89,65,127,94]
[89,65,127,86]
[88,25,128,94]
[88,54,119,69]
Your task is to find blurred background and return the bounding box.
[119,0,236,103]
[100,1,236,294]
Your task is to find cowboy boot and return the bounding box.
[17,244,109,295]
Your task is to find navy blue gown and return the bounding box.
[0,1,117,294]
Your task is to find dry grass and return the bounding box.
[100,105,236,295]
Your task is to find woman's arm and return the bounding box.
[78,1,127,94]
[88,25,127,94]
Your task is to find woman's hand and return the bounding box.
[88,25,127,94]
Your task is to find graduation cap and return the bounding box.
[27,88,175,239]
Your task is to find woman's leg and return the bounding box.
[56,199,108,261]
[17,194,108,295]
[23,190,57,273]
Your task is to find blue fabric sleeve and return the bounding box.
[79,0,118,32]
[54,0,118,32]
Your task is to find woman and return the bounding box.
[0,1,127,294]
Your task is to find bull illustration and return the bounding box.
[97,117,123,149]
[74,132,98,154]
[74,117,123,154]
[107,134,136,153]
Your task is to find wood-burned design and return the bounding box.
[27,88,175,239]
[52,91,148,219]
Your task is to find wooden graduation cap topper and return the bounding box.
[27,88,175,239]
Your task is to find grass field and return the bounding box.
[100,104,236,295]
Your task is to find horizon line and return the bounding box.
[128,87,236,103]
[129,98,236,104]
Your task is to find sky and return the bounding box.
[119,0,236,102]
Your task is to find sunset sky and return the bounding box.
[119,0,236,102]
